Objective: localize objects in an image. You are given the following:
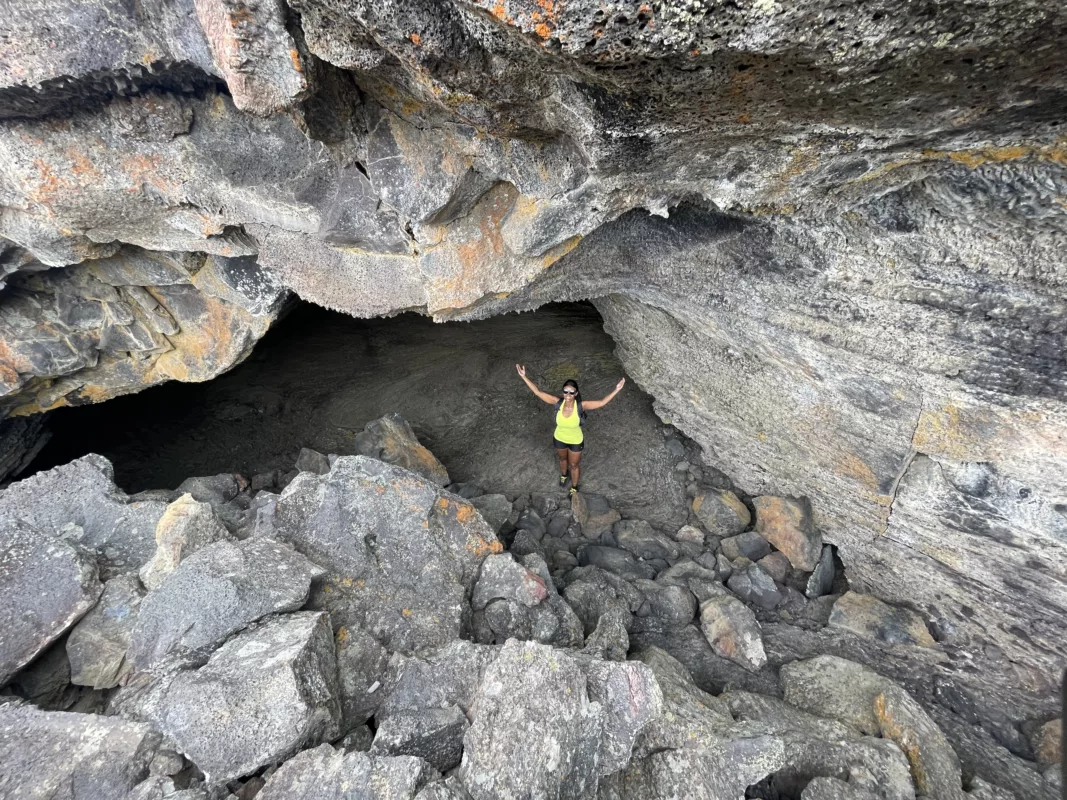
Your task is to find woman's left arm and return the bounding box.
[582,378,626,411]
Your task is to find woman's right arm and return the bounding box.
[516,364,558,404]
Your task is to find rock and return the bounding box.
[655,559,727,603]
[339,725,375,753]
[514,507,547,539]
[257,744,438,799]
[562,568,642,636]
[370,705,469,773]
[376,640,499,722]
[753,496,822,571]
[354,413,449,486]
[508,529,543,559]
[66,573,144,689]
[614,519,681,561]
[0,702,161,798]
[148,748,185,777]
[715,552,734,580]
[579,545,657,581]
[0,454,168,578]
[728,563,783,610]
[175,473,240,507]
[806,545,836,599]
[829,592,936,648]
[468,494,512,534]
[9,640,74,708]
[673,525,705,545]
[720,530,772,562]
[481,599,532,642]
[571,492,622,538]
[415,776,474,800]
[335,624,391,731]
[125,612,341,784]
[757,551,792,584]
[250,471,279,493]
[801,776,880,800]
[780,655,892,736]
[691,490,751,537]
[128,537,324,670]
[582,657,664,775]
[630,579,698,633]
[1033,719,1062,767]
[271,456,499,653]
[699,595,767,672]
[471,553,548,610]
[295,447,331,475]
[581,605,630,661]
[138,494,232,590]
[875,687,967,799]
[0,519,101,685]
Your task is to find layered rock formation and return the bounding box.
[1,0,1065,724]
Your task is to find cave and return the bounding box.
[0,1,1064,798]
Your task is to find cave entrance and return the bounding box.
[26,301,691,528]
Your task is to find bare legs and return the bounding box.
[568,450,581,488]
[556,449,569,480]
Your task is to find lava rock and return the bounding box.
[0,702,161,799]
[469,493,513,534]
[757,551,791,584]
[514,507,547,539]
[138,494,232,590]
[571,492,621,538]
[125,612,341,784]
[0,454,168,578]
[780,655,890,736]
[335,624,391,731]
[691,489,751,537]
[720,530,772,562]
[806,544,836,598]
[828,592,936,648]
[472,553,548,610]
[752,496,822,571]
[354,413,449,486]
[581,605,630,661]
[801,776,880,800]
[175,473,240,507]
[369,705,469,773]
[127,537,324,670]
[0,519,101,685]
[295,447,331,475]
[614,519,681,561]
[1033,718,1062,767]
[673,524,705,545]
[376,640,499,723]
[578,545,657,581]
[630,579,698,633]
[481,598,532,642]
[271,456,499,653]
[656,559,727,603]
[67,573,144,689]
[727,563,783,610]
[562,568,642,635]
[699,595,767,671]
[875,687,967,799]
[257,744,438,799]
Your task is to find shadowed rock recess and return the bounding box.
[0,1,1065,797]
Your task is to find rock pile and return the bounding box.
[0,416,1058,799]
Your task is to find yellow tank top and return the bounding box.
[554,401,583,445]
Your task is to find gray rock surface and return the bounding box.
[270,456,498,653]
[692,490,751,538]
[124,611,341,784]
[370,705,469,773]
[471,553,548,610]
[829,593,937,649]
[468,494,513,535]
[257,744,438,800]
[127,537,324,670]
[66,573,144,689]
[0,454,168,578]
[699,595,768,672]
[0,519,101,684]
[354,414,450,486]
[0,701,160,799]
[295,447,331,475]
[806,546,836,599]
[138,493,231,590]
[614,519,680,562]
[728,563,784,610]
[335,624,392,731]
[721,531,772,563]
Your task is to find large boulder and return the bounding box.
[138,494,231,590]
[752,496,822,572]
[699,595,767,672]
[692,490,751,537]
[828,592,937,648]
[257,744,438,800]
[354,413,449,486]
[127,537,324,670]
[124,612,341,784]
[0,701,161,799]
[66,573,145,689]
[0,454,168,577]
[0,519,101,684]
[270,456,500,653]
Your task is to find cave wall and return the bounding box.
[1,0,1065,697]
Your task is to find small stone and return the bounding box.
[727,564,782,610]
[369,705,469,773]
[1033,718,1062,767]
[571,492,621,537]
[581,605,630,661]
[176,473,240,507]
[339,725,374,753]
[250,470,279,492]
[666,439,686,458]
[829,591,936,648]
[148,749,185,777]
[756,551,791,584]
[354,413,449,486]
[698,595,767,671]
[67,573,145,689]
[752,495,822,571]
[0,519,101,685]
[806,544,835,598]
[720,530,772,562]
[691,489,751,537]
[579,545,657,581]
[294,447,331,475]
[673,525,705,545]
[674,460,690,472]
[715,552,734,580]
[138,494,232,591]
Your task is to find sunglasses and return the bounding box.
[563,389,577,395]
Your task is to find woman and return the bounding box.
[516,365,626,496]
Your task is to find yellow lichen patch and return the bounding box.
[410,32,422,45]
[911,403,983,461]
[839,453,880,492]
[541,235,581,268]
[455,503,476,524]
[336,627,350,646]
[402,608,413,617]
[466,535,504,558]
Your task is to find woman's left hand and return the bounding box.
[616,378,626,392]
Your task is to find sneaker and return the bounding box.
[569,485,579,497]
[559,474,568,487]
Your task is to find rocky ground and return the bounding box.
[0,415,1060,799]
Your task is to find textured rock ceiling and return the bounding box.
[0,0,1065,702]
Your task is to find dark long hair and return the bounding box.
[561,379,583,411]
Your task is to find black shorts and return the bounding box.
[553,438,585,452]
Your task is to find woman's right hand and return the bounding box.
[516,364,526,378]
